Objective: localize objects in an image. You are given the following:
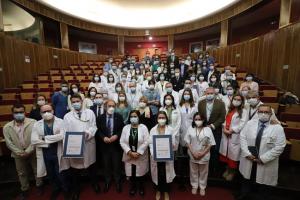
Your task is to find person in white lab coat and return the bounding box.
[237,104,286,200]
[219,94,248,181]
[120,110,149,196]
[126,82,142,110]
[88,74,106,93]
[160,82,180,107]
[178,79,199,103]
[155,73,168,95]
[149,111,177,200]
[184,112,215,196]
[63,93,99,199]
[159,94,181,150]
[31,104,70,199]
[67,83,87,111]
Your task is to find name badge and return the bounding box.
[132,146,136,152]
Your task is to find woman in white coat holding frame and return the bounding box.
[120,110,149,197]
[219,94,248,181]
[149,111,177,200]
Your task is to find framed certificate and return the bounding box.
[153,135,174,162]
[63,132,85,158]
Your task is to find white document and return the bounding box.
[155,137,171,159]
[66,135,83,156]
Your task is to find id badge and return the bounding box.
[132,146,136,152]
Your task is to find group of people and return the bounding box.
[3,50,286,200]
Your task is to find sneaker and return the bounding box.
[200,189,205,196]
[192,188,197,195]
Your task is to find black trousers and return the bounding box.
[209,129,222,173]
[70,163,98,193]
[101,145,122,184]
[130,165,144,190]
[175,145,189,186]
[157,162,170,192]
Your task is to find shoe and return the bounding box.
[19,191,28,200]
[192,188,197,195]
[138,187,145,196]
[164,192,169,200]
[92,183,100,193]
[116,183,122,193]
[200,189,205,196]
[155,191,161,200]
[225,172,236,181]
[50,189,61,200]
[103,183,110,193]
[223,168,229,179]
[36,185,44,196]
[71,192,80,200]
[129,187,136,196]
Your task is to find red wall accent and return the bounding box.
[124,41,168,54]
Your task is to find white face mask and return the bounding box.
[119,96,126,102]
[139,102,146,108]
[165,99,172,106]
[61,86,68,92]
[109,78,114,82]
[90,91,96,97]
[107,107,115,115]
[116,87,122,92]
[149,85,155,90]
[37,100,46,106]
[94,77,100,82]
[258,113,271,123]
[130,117,139,124]
[248,98,259,106]
[42,112,54,121]
[241,91,249,97]
[185,84,191,89]
[72,88,78,93]
[211,78,217,82]
[232,100,242,107]
[158,119,166,126]
[195,120,203,127]
[94,98,103,105]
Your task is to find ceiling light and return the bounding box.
[149,36,153,41]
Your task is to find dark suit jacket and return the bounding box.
[198,99,226,130]
[90,104,104,118]
[167,56,179,67]
[176,64,189,78]
[96,112,125,150]
[171,76,184,92]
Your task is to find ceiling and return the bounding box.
[37,0,239,29]
[2,0,35,32]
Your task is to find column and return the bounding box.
[279,0,292,28]
[220,19,228,47]
[0,0,4,33]
[118,35,124,55]
[60,22,69,49]
[168,34,174,51]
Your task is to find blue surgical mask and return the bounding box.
[206,94,215,101]
[14,113,25,121]
[183,95,190,101]
[94,99,103,105]
[72,102,82,111]
[130,88,136,93]
[166,88,172,93]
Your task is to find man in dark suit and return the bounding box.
[96,99,125,193]
[171,68,184,92]
[167,49,179,68]
[198,87,226,173]
[177,58,189,79]
[206,64,221,83]
[90,93,105,118]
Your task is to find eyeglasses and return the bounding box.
[258,111,271,114]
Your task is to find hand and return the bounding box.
[196,151,205,159]
[19,152,30,158]
[85,132,91,140]
[110,135,118,142]
[131,152,140,159]
[254,158,264,165]
[103,137,111,143]
[246,155,256,161]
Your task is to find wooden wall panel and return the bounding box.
[0,35,108,91]
[210,22,300,97]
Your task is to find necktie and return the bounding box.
[255,123,266,155]
[107,116,112,135]
[78,112,82,119]
[97,106,101,117]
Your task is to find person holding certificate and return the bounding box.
[148,111,177,200]
[184,112,216,196]
[120,110,149,196]
[63,94,99,200]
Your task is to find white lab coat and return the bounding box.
[159,107,181,150]
[197,81,209,97]
[239,119,286,186]
[126,91,142,110]
[120,124,149,177]
[31,117,70,178]
[88,82,107,93]
[219,109,248,161]
[184,126,216,164]
[63,109,97,169]
[179,104,197,146]
[67,93,87,111]
[160,91,180,107]
[155,81,168,95]
[149,125,176,185]
[221,95,232,113]
[244,101,280,123]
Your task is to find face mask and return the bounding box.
[149,85,155,90]
[37,100,46,106]
[225,70,231,74]
[158,119,166,126]
[248,98,258,106]
[227,90,233,96]
[215,88,220,93]
[203,66,207,71]
[185,84,191,89]
[90,92,96,97]
[226,76,233,80]
[136,71,140,74]
[170,64,174,68]
[121,77,127,81]
[103,93,108,98]
[61,86,68,92]
[241,91,248,97]
[14,113,25,121]
[211,78,217,82]
[153,74,158,78]
[94,99,103,105]
[109,78,114,82]
[72,88,78,93]
[195,120,203,127]
[183,95,190,101]
[112,66,117,70]
[190,77,196,81]
[131,79,136,83]
[42,112,53,121]
[107,107,115,115]
[206,94,215,101]
[175,73,180,77]
[171,53,175,56]
[165,99,172,106]
[116,87,122,92]
[232,100,242,107]
[139,102,146,108]
[246,76,253,81]
[147,76,152,81]
[166,88,172,93]
[130,117,139,124]
[94,77,100,82]
[199,76,204,81]
[130,88,136,93]
[160,76,165,81]
[72,102,81,111]
[109,59,113,63]
[258,113,271,123]
[119,96,126,102]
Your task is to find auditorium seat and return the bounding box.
[37,74,49,81]
[263,89,278,98]
[49,68,60,75]
[284,104,300,114]
[52,81,62,91]
[80,65,89,70]
[90,64,99,70]
[83,69,94,74]
[21,83,36,89]
[236,72,247,79]
[289,139,300,161]
[50,74,63,82]
[61,69,72,75]
[76,74,88,82]
[20,88,37,100]
[37,82,51,89]
[265,102,280,115]
[0,88,20,101]
[0,104,13,115]
[72,69,83,75]
[69,65,79,70]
